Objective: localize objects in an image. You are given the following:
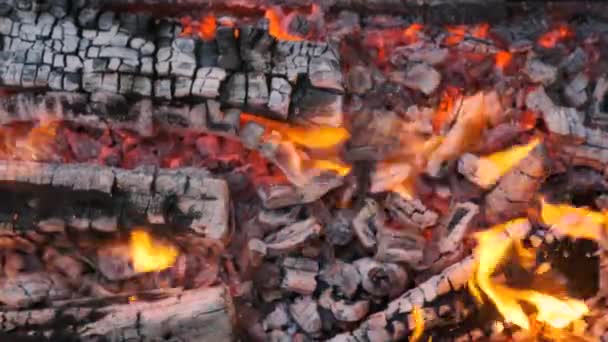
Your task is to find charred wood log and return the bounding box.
[0,2,342,124]
[0,286,235,341]
[0,160,230,239]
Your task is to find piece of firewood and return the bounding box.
[384,192,439,230]
[484,144,550,224]
[0,161,231,239]
[264,218,323,256]
[0,286,235,341]
[426,92,487,177]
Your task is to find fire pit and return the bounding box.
[0,0,607,341]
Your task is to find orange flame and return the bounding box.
[410,306,425,342]
[538,24,573,48]
[199,14,217,41]
[474,219,589,331]
[475,138,540,187]
[444,25,466,46]
[403,23,424,43]
[540,200,607,241]
[265,7,304,41]
[180,14,216,40]
[495,51,513,71]
[130,230,179,273]
[241,113,350,149]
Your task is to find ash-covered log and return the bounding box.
[0,0,343,125]
[0,286,235,341]
[0,160,230,239]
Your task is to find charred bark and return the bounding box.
[0,286,235,342]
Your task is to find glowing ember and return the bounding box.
[199,14,217,41]
[444,25,466,46]
[265,7,304,41]
[471,23,490,39]
[538,24,574,48]
[410,306,425,342]
[475,138,540,187]
[474,219,589,331]
[403,23,424,43]
[540,200,607,241]
[432,86,461,134]
[180,14,216,40]
[495,50,513,71]
[130,230,179,273]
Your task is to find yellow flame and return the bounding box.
[241,113,350,149]
[309,159,351,176]
[410,306,425,342]
[541,200,606,241]
[283,126,350,149]
[130,230,179,273]
[474,219,588,331]
[476,138,540,187]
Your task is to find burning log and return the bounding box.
[0,160,231,239]
[330,219,536,341]
[484,143,550,223]
[0,286,235,341]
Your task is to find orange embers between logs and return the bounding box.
[472,219,588,334]
[495,50,513,71]
[180,14,217,40]
[537,24,574,49]
[432,86,461,135]
[403,23,424,44]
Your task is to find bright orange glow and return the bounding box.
[403,23,424,43]
[410,306,425,342]
[444,25,466,46]
[128,295,137,303]
[199,15,217,41]
[475,138,540,187]
[241,113,350,149]
[130,230,179,273]
[474,219,589,331]
[241,113,351,177]
[519,110,538,130]
[432,86,461,134]
[265,7,304,41]
[540,200,607,241]
[538,24,573,48]
[472,23,490,39]
[495,51,512,70]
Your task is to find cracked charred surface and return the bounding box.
[0,286,235,341]
[0,160,231,239]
